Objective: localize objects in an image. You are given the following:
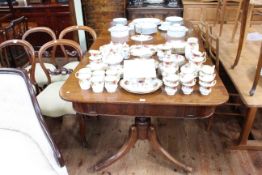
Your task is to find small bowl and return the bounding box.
[112,18,127,26]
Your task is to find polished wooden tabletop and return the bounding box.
[60,23,228,107]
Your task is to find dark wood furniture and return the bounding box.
[127,1,183,20]
[60,22,228,172]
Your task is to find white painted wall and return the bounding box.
[73,0,87,52]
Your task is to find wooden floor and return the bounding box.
[47,112,262,175]
[44,24,262,175]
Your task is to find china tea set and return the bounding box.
[75,17,217,96]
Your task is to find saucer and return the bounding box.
[120,78,162,94]
[131,35,153,42]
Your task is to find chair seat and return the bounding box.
[26,63,63,87]
[60,61,80,81]
[0,129,67,175]
[37,81,75,117]
[26,61,80,86]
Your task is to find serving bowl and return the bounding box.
[167,25,188,38]
[165,16,183,25]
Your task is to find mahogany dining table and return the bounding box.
[60,22,229,173]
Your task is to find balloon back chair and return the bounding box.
[22,27,61,87]
[59,25,97,69]
[0,68,68,175]
[36,39,87,146]
[2,16,29,67]
[0,39,36,84]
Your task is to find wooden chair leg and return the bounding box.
[219,0,227,36]
[231,0,252,69]
[214,1,221,26]
[77,113,88,147]
[231,3,242,42]
[249,44,262,96]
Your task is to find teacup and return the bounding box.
[162,66,179,77]
[89,50,102,63]
[163,74,179,87]
[199,80,217,87]
[75,68,91,80]
[180,73,196,86]
[200,65,216,75]
[199,73,216,83]
[170,54,186,66]
[105,75,119,93]
[106,68,120,77]
[91,76,104,93]
[78,79,91,90]
[165,86,178,96]
[92,70,105,77]
[189,50,206,66]
[181,85,194,95]
[89,49,101,57]
[187,37,199,47]
[180,63,198,77]
[199,86,212,96]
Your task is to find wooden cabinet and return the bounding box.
[127,3,183,20]
[13,3,72,36]
[182,0,262,25]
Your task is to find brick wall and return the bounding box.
[82,0,127,35]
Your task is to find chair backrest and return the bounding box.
[198,20,208,50]
[207,25,220,73]
[22,27,57,60]
[0,68,67,175]
[59,25,97,41]
[38,39,83,84]
[59,25,97,59]
[1,16,29,67]
[4,16,28,40]
[0,39,36,82]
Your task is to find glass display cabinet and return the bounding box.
[127,0,183,20]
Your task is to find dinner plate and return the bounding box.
[120,79,163,94]
[131,35,153,42]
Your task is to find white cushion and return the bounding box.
[0,129,67,175]
[0,73,68,175]
[63,61,79,70]
[26,63,63,87]
[37,81,76,117]
[60,61,80,81]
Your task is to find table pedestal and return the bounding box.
[93,117,193,173]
